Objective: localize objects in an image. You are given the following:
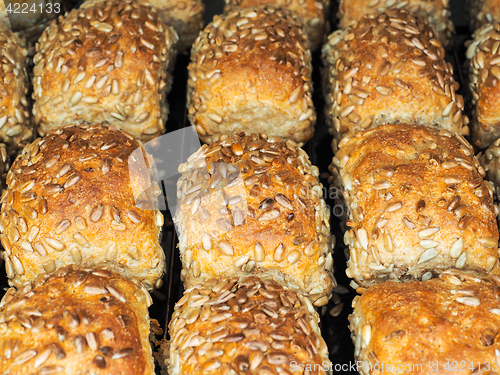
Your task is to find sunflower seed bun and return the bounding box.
[222,0,330,50]
[0,265,155,375]
[0,30,33,158]
[322,9,467,150]
[83,0,204,53]
[468,0,500,31]
[167,276,331,375]
[32,0,178,142]
[0,123,165,289]
[329,125,499,289]
[337,0,454,47]
[174,133,335,306]
[467,22,500,149]
[187,6,315,146]
[350,270,500,375]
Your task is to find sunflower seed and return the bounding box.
[274,244,285,262]
[86,332,99,351]
[90,204,104,222]
[418,248,438,263]
[259,208,280,221]
[14,350,37,365]
[479,237,497,249]
[216,218,232,231]
[418,227,440,239]
[456,296,480,307]
[362,324,371,345]
[456,252,467,268]
[254,242,265,262]
[34,349,51,368]
[385,201,402,212]
[357,228,368,250]
[83,285,108,295]
[55,219,71,234]
[287,250,301,265]
[275,194,293,210]
[45,237,65,251]
[218,241,234,256]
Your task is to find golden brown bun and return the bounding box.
[0,265,154,375]
[83,0,204,53]
[222,0,330,50]
[322,9,467,149]
[188,6,316,146]
[329,125,499,288]
[0,123,165,289]
[167,276,331,375]
[174,133,335,306]
[337,0,454,46]
[0,30,33,158]
[467,22,500,149]
[468,0,500,31]
[32,0,178,142]
[350,270,500,375]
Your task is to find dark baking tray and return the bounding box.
[0,0,471,373]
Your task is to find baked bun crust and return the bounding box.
[32,0,178,142]
[337,0,454,46]
[467,22,500,148]
[0,30,33,158]
[329,125,499,288]
[168,276,331,375]
[0,123,165,289]
[322,9,467,148]
[174,133,335,306]
[83,0,204,53]
[0,265,154,375]
[187,6,316,146]
[350,270,500,375]
[222,0,330,50]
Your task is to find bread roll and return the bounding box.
[322,9,467,149]
[350,270,500,375]
[222,0,329,50]
[83,0,204,53]
[0,30,33,158]
[467,22,500,149]
[167,276,331,375]
[337,0,454,46]
[329,125,499,288]
[187,6,315,146]
[32,0,178,142]
[0,123,165,289]
[174,133,335,306]
[0,264,155,375]
[468,0,500,31]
